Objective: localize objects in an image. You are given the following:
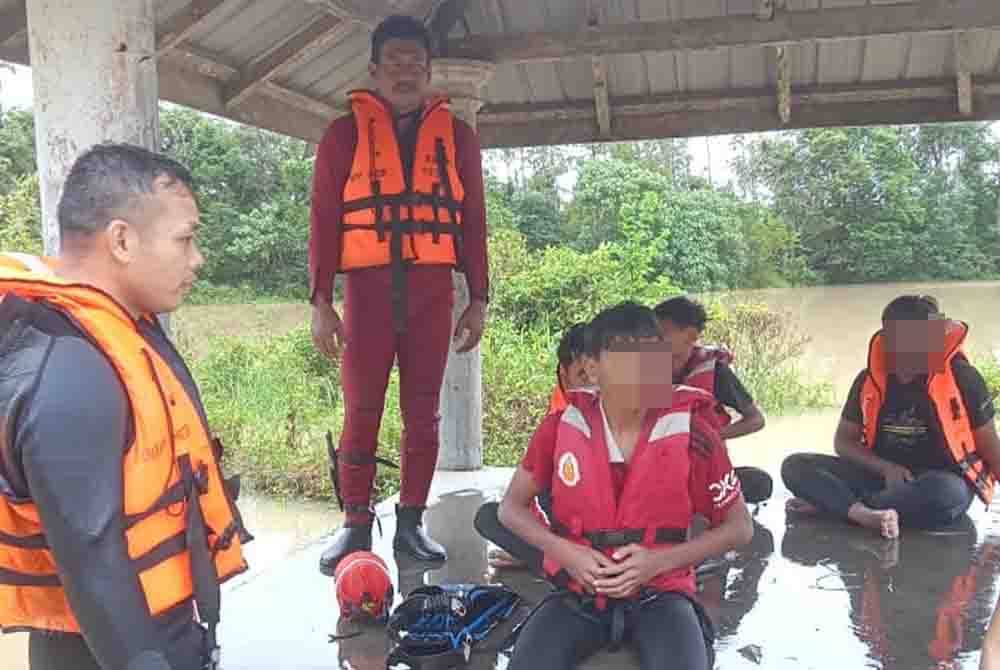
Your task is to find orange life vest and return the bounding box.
[339,90,464,272]
[859,320,994,504]
[548,386,569,415]
[0,254,249,635]
[542,386,724,601]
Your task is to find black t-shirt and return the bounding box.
[842,357,996,472]
[675,359,756,416]
[714,362,756,416]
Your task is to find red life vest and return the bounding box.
[542,386,720,600]
[681,345,734,427]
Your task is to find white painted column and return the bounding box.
[27,0,159,256]
[431,58,495,471]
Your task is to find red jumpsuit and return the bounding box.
[308,105,489,523]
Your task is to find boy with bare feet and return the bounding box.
[781,295,1000,538]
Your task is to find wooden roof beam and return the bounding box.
[592,55,611,137]
[477,92,1000,149]
[156,0,231,55]
[446,0,1000,64]
[776,45,791,125]
[225,14,350,109]
[955,32,974,116]
[0,1,26,46]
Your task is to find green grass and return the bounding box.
[183,302,835,501]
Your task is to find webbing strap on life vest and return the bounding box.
[175,455,222,670]
[434,138,464,266]
[956,451,992,495]
[549,522,687,550]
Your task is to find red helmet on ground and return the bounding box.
[334,551,394,621]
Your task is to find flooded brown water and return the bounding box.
[719,280,1000,398]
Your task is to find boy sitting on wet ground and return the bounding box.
[498,301,753,670]
[475,322,592,570]
[782,295,1000,538]
[654,296,773,505]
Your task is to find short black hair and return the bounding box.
[371,14,432,64]
[584,301,662,357]
[557,322,589,368]
[881,295,941,322]
[57,143,195,241]
[654,296,708,332]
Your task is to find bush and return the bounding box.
[188,300,834,500]
[703,300,836,414]
[489,228,678,333]
[0,174,42,254]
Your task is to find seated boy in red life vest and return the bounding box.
[475,322,592,570]
[654,296,773,505]
[499,302,753,670]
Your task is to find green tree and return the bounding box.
[510,189,563,250]
[0,174,43,254]
[0,108,36,195]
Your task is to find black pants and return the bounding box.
[734,466,773,505]
[507,592,712,670]
[29,632,186,670]
[475,501,544,571]
[28,633,100,670]
[781,453,974,529]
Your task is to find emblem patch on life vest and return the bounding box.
[558,452,581,487]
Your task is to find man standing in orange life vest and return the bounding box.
[0,145,250,670]
[782,295,1000,538]
[308,15,489,574]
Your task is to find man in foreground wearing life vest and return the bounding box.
[0,144,250,670]
[654,296,773,505]
[308,15,489,574]
[782,295,1000,538]
[497,302,753,670]
[475,322,592,570]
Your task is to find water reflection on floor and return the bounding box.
[6,412,1000,669]
[216,427,1000,670]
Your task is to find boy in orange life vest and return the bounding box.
[655,297,773,504]
[0,145,250,670]
[499,302,753,670]
[475,322,592,570]
[782,295,1000,538]
[308,15,489,574]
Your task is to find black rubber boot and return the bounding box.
[319,521,373,577]
[393,504,446,562]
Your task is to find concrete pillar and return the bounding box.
[27,0,159,256]
[431,58,495,471]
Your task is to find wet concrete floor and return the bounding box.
[6,415,1000,669]
[217,456,1000,670]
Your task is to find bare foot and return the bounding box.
[847,504,899,539]
[785,497,819,516]
[488,547,526,569]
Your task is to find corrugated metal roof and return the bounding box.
[1,0,999,147]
